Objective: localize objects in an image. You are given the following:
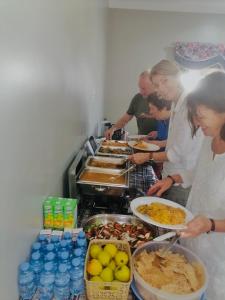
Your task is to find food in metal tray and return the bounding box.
[134,249,205,294]
[80,170,125,184]
[85,222,154,248]
[88,158,125,169]
[99,147,132,155]
[102,140,128,147]
[137,202,186,225]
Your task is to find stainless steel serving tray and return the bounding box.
[85,156,127,171]
[77,167,129,188]
[96,144,133,157]
[101,140,129,148]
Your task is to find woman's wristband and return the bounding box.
[207,218,215,233]
[167,175,176,185]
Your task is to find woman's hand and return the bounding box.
[148,131,158,139]
[147,177,173,196]
[179,215,212,238]
[128,153,150,165]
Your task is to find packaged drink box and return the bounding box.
[43,197,77,229]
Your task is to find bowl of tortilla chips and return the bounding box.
[132,241,208,300]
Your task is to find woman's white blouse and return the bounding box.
[162,92,204,187]
[183,137,225,299]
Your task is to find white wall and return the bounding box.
[0,0,107,298]
[105,9,225,134]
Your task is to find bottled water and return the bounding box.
[39,262,55,300]
[73,248,84,267]
[70,258,84,297]
[30,242,41,256]
[18,262,36,300]
[54,264,70,300]
[45,243,55,254]
[44,252,57,272]
[63,232,72,251]
[76,238,87,260]
[59,239,69,253]
[58,251,71,270]
[30,251,43,286]
[51,235,60,251]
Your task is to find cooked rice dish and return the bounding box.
[137,202,186,225]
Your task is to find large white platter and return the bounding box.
[128,140,160,152]
[130,196,193,230]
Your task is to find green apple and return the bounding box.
[100,267,114,282]
[90,244,102,259]
[97,250,111,267]
[104,243,118,258]
[90,275,103,282]
[115,251,129,266]
[114,265,130,282]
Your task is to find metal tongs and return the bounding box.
[110,164,136,181]
[157,233,180,258]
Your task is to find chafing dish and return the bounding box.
[96,145,132,157]
[77,167,129,188]
[85,156,127,171]
[82,214,158,249]
[101,140,129,147]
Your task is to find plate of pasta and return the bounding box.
[130,196,193,230]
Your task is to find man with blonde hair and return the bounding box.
[105,71,157,139]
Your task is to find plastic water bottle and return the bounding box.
[73,248,84,267]
[76,238,87,260]
[63,232,72,251]
[58,251,71,270]
[30,242,41,256]
[18,262,36,300]
[54,264,70,300]
[76,231,87,246]
[38,234,47,246]
[45,243,55,254]
[39,262,55,300]
[51,235,60,251]
[30,251,43,286]
[59,239,69,253]
[44,252,57,272]
[69,258,84,297]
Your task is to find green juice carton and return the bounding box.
[53,198,64,230]
[43,197,54,229]
[63,198,77,228]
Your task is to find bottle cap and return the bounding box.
[32,242,41,251]
[45,252,55,261]
[77,231,85,239]
[51,235,59,243]
[74,248,82,257]
[44,262,53,271]
[32,251,41,260]
[20,262,30,272]
[60,240,67,248]
[64,232,72,240]
[58,263,67,273]
[72,258,81,267]
[60,251,69,260]
[46,243,55,252]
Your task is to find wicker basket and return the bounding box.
[85,239,133,300]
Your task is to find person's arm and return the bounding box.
[129,151,168,165]
[104,113,133,139]
[147,174,182,196]
[180,215,225,238]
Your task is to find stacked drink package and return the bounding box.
[18,229,87,300]
[43,197,78,230]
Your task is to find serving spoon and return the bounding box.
[109,164,136,181]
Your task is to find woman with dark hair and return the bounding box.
[180,71,225,299]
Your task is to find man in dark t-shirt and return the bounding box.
[105,71,157,138]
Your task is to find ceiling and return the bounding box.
[108,0,225,14]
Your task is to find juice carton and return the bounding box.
[53,199,64,230]
[43,197,54,229]
[63,198,77,228]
